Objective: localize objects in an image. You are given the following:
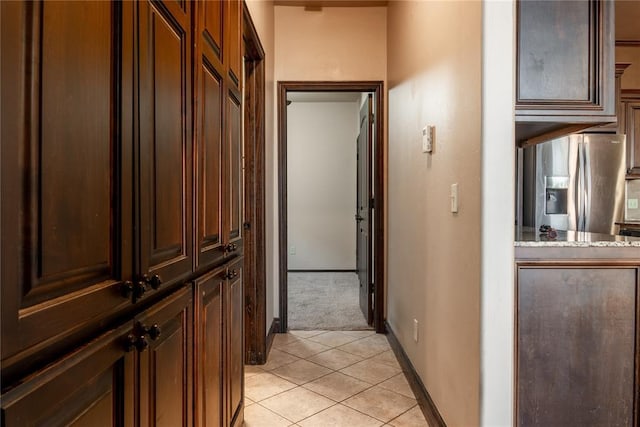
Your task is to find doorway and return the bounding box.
[278,81,385,333]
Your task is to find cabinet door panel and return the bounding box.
[195,55,225,270]
[139,0,192,288]
[194,268,225,427]
[517,267,637,426]
[138,287,193,427]
[226,259,244,424]
[1,0,133,369]
[226,92,243,247]
[224,0,242,87]
[202,0,222,59]
[626,102,640,176]
[1,323,134,427]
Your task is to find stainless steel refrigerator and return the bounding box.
[522,134,626,235]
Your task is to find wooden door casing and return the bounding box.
[138,0,193,292]
[0,0,134,379]
[137,287,193,427]
[194,267,225,427]
[1,322,135,427]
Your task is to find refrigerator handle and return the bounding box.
[582,141,592,232]
[577,142,585,231]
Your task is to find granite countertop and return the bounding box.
[515,226,640,247]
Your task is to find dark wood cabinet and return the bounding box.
[0,0,135,380]
[1,288,194,427]
[138,0,193,294]
[195,259,244,426]
[194,0,243,272]
[622,91,640,177]
[137,287,193,427]
[224,0,242,89]
[515,259,640,426]
[515,0,615,144]
[2,0,246,424]
[1,322,135,426]
[226,257,244,426]
[195,268,225,427]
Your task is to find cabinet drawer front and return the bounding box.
[1,324,134,427]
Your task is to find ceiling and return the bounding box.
[273,0,387,7]
[287,92,364,103]
[616,0,640,41]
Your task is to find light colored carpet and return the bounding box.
[288,272,371,330]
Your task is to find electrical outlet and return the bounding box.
[413,319,419,342]
[628,199,639,210]
[290,246,296,255]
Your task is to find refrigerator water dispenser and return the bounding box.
[545,176,569,215]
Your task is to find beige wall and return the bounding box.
[245,0,277,331]
[386,2,482,426]
[273,5,387,317]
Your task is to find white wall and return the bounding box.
[287,101,359,270]
[481,1,516,426]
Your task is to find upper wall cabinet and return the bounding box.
[0,0,135,380]
[516,0,615,145]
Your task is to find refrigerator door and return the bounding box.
[581,134,626,234]
[534,136,581,232]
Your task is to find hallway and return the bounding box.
[243,330,429,426]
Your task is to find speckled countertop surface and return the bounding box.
[515,227,640,247]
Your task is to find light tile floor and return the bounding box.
[243,330,430,427]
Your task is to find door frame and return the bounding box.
[242,5,268,364]
[277,81,385,333]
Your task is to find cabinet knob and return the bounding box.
[136,335,149,352]
[124,334,149,352]
[148,274,162,290]
[225,243,238,254]
[143,323,162,340]
[133,280,147,300]
[121,281,134,299]
[226,269,238,280]
[124,334,137,352]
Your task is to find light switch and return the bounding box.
[422,125,434,153]
[290,246,296,255]
[450,183,459,213]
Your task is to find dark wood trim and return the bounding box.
[277,81,386,333]
[265,318,280,358]
[386,322,446,427]
[288,269,357,273]
[616,40,640,47]
[242,3,267,365]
